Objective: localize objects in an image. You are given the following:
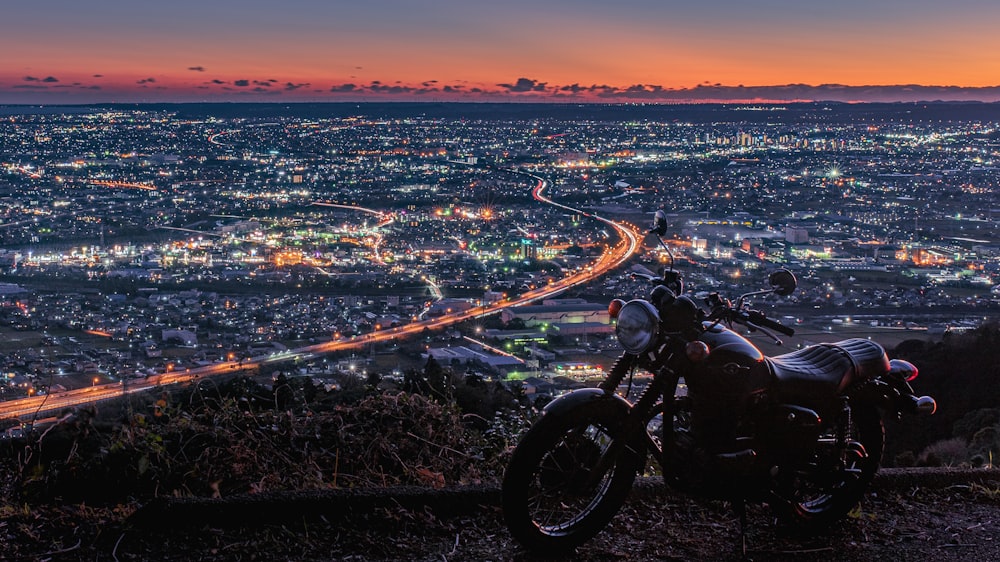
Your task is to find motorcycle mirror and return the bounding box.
[650,210,668,236]
[768,269,797,296]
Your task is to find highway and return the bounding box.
[0,175,641,421]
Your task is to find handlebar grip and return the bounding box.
[749,311,795,336]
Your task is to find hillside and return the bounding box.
[4,325,1000,560]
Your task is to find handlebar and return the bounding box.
[747,310,795,336]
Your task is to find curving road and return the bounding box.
[0,175,641,421]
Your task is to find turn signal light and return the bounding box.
[608,299,626,319]
[889,359,918,382]
[685,341,710,362]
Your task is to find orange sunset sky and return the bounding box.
[3,0,1000,103]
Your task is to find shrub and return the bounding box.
[15,388,526,504]
[918,437,968,467]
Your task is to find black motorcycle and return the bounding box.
[501,210,937,554]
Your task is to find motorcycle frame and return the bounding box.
[588,345,867,486]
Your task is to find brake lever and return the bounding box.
[746,321,783,345]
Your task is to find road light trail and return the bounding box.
[0,173,641,421]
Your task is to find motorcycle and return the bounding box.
[501,210,937,554]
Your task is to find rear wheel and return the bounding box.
[771,403,884,528]
[502,399,645,554]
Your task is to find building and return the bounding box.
[785,225,809,244]
[500,302,609,327]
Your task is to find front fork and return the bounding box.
[587,355,678,485]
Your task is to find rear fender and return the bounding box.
[848,379,899,413]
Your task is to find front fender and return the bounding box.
[542,388,632,418]
[540,388,646,472]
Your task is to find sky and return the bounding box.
[3,0,1000,104]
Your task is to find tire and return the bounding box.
[502,398,646,554]
[771,403,884,529]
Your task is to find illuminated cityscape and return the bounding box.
[0,102,998,412]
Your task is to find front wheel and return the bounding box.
[502,398,645,554]
[771,403,884,529]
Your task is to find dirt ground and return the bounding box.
[5,478,999,561]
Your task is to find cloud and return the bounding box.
[369,82,417,94]
[498,77,547,93]
[8,71,1000,103]
[554,82,1000,102]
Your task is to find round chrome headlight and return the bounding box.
[615,299,659,354]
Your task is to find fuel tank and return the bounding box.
[698,322,764,365]
[686,323,773,449]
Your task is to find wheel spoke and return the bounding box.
[502,401,644,552]
[777,406,883,523]
[523,422,619,532]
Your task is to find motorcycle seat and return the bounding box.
[768,338,889,399]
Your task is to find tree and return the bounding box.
[403,356,453,403]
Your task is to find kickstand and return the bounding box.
[735,499,748,560]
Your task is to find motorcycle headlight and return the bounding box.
[615,299,659,354]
